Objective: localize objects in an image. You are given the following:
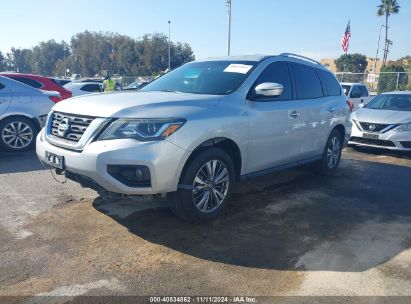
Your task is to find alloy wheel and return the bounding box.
[326,136,341,169]
[192,160,230,213]
[1,121,34,150]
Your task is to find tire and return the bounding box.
[167,147,235,222]
[0,117,38,152]
[317,129,343,175]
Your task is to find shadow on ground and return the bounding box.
[0,149,45,174]
[93,154,411,272]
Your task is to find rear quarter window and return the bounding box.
[292,63,324,99]
[81,84,102,92]
[11,77,43,89]
[317,69,341,96]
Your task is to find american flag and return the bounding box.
[341,21,351,54]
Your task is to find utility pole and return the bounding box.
[226,0,232,56]
[63,43,66,78]
[168,20,171,71]
[373,25,386,73]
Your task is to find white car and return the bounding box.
[341,82,371,110]
[37,54,350,222]
[64,82,103,97]
[0,76,58,151]
[350,91,411,151]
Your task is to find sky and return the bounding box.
[2,0,410,61]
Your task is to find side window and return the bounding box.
[292,63,324,99]
[252,62,293,101]
[0,82,5,90]
[317,69,341,96]
[360,86,369,97]
[81,84,101,92]
[12,77,43,88]
[350,86,362,98]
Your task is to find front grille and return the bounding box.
[350,137,396,147]
[50,112,95,142]
[358,122,395,133]
[400,141,411,148]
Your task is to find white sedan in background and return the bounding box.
[64,82,103,97]
[349,91,411,151]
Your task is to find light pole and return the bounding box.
[373,24,387,73]
[168,20,171,71]
[226,0,232,56]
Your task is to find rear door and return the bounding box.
[0,80,12,115]
[290,63,327,158]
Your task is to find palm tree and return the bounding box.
[377,0,400,66]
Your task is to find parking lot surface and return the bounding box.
[0,147,411,299]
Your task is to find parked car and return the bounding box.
[0,76,57,151]
[123,81,149,91]
[54,78,72,87]
[36,53,350,222]
[64,82,103,96]
[341,82,371,110]
[349,91,411,151]
[0,73,72,102]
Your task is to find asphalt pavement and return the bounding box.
[0,147,410,301]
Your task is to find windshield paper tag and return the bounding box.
[224,64,253,74]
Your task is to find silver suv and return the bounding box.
[36,54,351,222]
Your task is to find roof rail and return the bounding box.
[279,53,322,66]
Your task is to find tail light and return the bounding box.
[346,100,354,113]
[49,96,61,103]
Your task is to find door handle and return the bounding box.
[328,107,336,113]
[290,111,300,118]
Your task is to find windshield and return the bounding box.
[341,85,351,96]
[365,94,411,111]
[141,61,257,95]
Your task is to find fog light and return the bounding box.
[107,165,151,187]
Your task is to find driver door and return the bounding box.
[245,61,303,173]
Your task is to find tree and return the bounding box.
[377,0,400,66]
[30,40,69,75]
[377,65,408,93]
[335,54,368,73]
[6,48,33,73]
[0,52,7,71]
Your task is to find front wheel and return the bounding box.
[167,147,235,222]
[317,129,343,175]
[0,117,38,152]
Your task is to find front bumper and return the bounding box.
[349,122,411,151]
[36,129,190,195]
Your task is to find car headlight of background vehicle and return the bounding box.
[99,118,186,141]
[394,122,411,132]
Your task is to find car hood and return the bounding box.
[352,108,411,124]
[52,91,220,118]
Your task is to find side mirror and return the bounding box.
[254,82,284,98]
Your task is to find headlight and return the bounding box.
[394,122,411,132]
[99,118,186,141]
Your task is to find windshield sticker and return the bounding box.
[223,64,253,74]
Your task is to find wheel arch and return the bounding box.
[0,114,41,131]
[179,137,243,183]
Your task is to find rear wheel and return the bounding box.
[0,117,37,152]
[167,147,235,222]
[317,129,343,175]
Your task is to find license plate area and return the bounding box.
[45,151,65,170]
[362,133,379,140]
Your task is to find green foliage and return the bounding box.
[377,65,408,93]
[377,0,400,17]
[335,54,368,73]
[2,31,195,77]
[0,52,7,71]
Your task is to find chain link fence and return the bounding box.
[335,72,411,93]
